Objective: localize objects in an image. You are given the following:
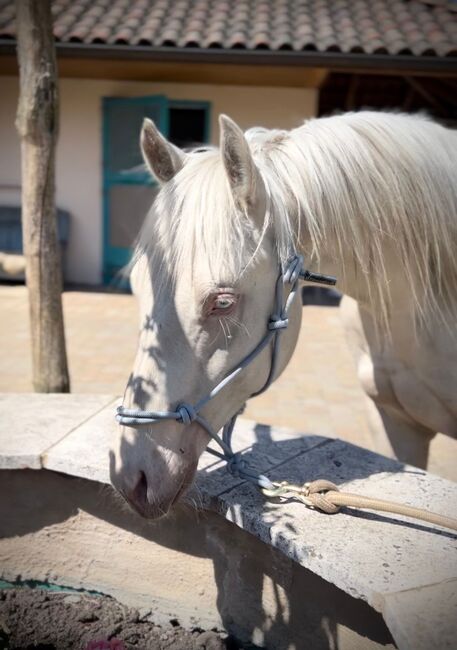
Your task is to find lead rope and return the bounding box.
[260,478,457,532]
[213,416,457,532]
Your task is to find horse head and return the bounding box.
[110,115,303,518]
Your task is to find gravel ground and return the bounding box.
[0,588,243,650]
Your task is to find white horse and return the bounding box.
[110,111,457,519]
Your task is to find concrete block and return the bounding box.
[0,394,116,470]
[0,468,396,650]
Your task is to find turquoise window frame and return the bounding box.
[102,96,211,286]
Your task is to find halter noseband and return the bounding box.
[116,254,336,489]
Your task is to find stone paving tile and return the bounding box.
[0,393,115,469]
[0,286,138,395]
[196,418,330,502]
[41,401,328,500]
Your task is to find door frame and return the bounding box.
[101,96,211,285]
[102,95,168,285]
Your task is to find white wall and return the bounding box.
[0,76,317,285]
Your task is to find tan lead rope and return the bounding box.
[261,479,457,532]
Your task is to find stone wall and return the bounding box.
[0,469,393,650]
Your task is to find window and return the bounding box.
[102,96,211,284]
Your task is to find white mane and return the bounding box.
[137,111,457,330]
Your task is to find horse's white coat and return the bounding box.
[111,111,457,518]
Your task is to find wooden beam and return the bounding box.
[15,0,70,392]
[402,86,415,111]
[345,74,360,110]
[0,54,329,88]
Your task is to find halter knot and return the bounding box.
[227,454,247,478]
[283,254,304,285]
[268,316,289,330]
[177,404,197,424]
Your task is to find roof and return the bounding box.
[0,0,456,60]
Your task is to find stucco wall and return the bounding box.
[0,75,317,284]
[0,469,394,649]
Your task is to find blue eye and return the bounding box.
[215,297,232,309]
[205,291,238,317]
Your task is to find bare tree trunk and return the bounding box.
[15,0,70,392]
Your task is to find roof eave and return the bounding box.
[1,40,456,74]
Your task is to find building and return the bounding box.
[0,0,456,285]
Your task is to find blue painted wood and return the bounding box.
[0,206,70,253]
[102,96,212,286]
[102,95,169,285]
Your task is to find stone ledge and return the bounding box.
[0,393,456,650]
[0,394,117,470]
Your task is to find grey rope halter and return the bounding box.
[116,254,336,489]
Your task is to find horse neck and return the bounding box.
[286,177,406,330]
[264,113,457,335]
[305,231,415,326]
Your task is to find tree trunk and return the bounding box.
[15,0,70,392]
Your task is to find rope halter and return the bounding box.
[116,254,336,489]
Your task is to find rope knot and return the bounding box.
[227,454,247,478]
[268,316,289,330]
[177,404,197,424]
[283,254,304,285]
[306,480,341,514]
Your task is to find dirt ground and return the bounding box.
[0,587,241,650]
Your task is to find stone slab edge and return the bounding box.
[40,396,119,460]
[0,394,118,471]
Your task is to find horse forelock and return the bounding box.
[134,145,274,293]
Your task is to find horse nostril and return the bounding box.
[131,471,149,509]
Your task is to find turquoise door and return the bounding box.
[102,95,169,284]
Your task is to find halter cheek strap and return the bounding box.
[116,254,336,489]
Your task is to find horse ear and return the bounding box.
[141,118,185,183]
[219,114,261,207]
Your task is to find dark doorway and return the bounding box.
[319,73,457,127]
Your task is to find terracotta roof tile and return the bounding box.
[0,0,456,58]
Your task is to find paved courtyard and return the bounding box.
[0,283,454,480]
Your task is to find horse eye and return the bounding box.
[215,297,232,309]
[206,291,238,317]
